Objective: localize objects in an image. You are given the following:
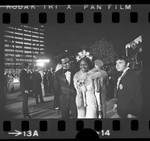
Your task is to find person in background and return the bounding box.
[32,66,44,105]
[89,59,108,118]
[107,65,120,99]
[20,62,32,119]
[53,63,63,109]
[4,70,9,93]
[43,70,49,94]
[39,68,45,97]
[113,56,142,118]
[47,68,54,94]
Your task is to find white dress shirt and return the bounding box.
[65,71,71,85]
[117,67,129,90]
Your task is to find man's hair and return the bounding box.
[22,62,29,69]
[59,53,69,61]
[34,66,39,70]
[116,55,130,63]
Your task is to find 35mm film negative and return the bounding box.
[0,4,149,139]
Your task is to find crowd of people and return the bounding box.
[19,51,142,119]
[19,63,54,119]
[4,71,19,93]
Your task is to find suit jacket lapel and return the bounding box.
[120,69,130,84]
[61,69,69,85]
[70,71,74,86]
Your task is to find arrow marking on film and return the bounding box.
[8,130,22,136]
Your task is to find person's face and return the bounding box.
[25,66,29,71]
[116,59,128,72]
[80,60,89,72]
[61,57,70,70]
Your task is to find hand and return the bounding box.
[25,90,29,94]
[113,104,117,111]
[127,114,136,118]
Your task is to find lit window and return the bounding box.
[5,31,14,34]
[15,36,23,40]
[15,45,22,49]
[32,39,39,42]
[32,35,39,38]
[33,47,38,50]
[40,40,44,43]
[16,28,22,31]
[24,42,32,45]
[5,49,14,52]
[5,54,14,57]
[24,38,31,41]
[39,29,44,32]
[40,33,44,35]
[15,50,23,53]
[15,32,23,36]
[32,31,39,34]
[15,41,23,44]
[24,34,31,37]
[4,44,9,47]
[33,27,38,30]
[6,58,14,61]
[25,55,32,58]
[24,46,32,49]
[24,51,32,54]
[40,44,44,47]
[39,36,44,39]
[23,25,31,29]
[8,26,14,29]
[24,29,31,33]
[40,48,44,51]
[16,58,24,61]
[4,35,14,39]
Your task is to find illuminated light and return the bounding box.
[37,62,44,67]
[36,59,50,63]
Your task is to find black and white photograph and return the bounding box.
[1,5,144,121]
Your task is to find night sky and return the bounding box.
[44,23,144,58]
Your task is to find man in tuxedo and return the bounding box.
[20,62,32,119]
[54,55,77,118]
[32,66,44,104]
[113,56,142,118]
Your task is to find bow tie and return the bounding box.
[63,69,71,73]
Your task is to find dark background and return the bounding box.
[44,22,144,57]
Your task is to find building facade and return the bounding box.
[4,25,45,74]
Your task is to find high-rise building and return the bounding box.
[4,25,45,74]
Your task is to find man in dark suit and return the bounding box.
[32,66,44,104]
[20,62,32,119]
[54,55,77,118]
[114,56,142,118]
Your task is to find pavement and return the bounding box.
[5,90,119,119]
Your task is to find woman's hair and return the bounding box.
[78,57,93,70]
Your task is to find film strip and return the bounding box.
[0,4,149,139]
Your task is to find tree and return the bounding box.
[89,38,117,65]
